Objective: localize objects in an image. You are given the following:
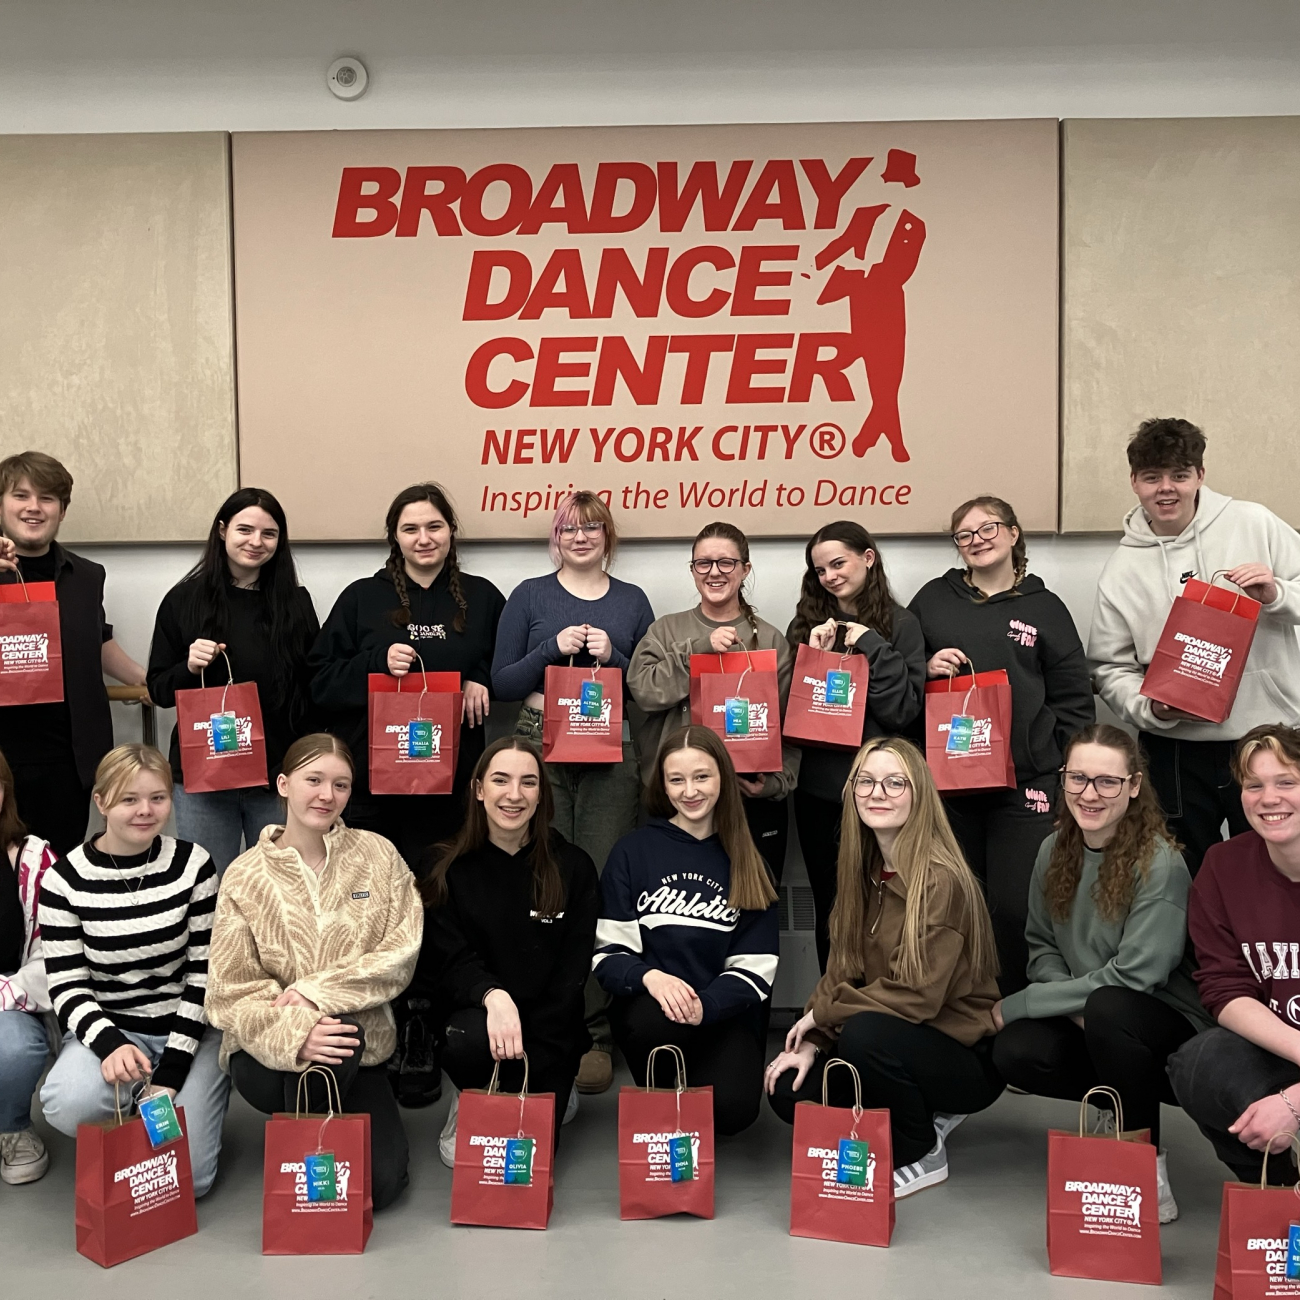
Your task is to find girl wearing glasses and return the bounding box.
[786,521,926,972]
[764,737,1003,1198]
[991,724,1204,1223]
[491,491,653,1095]
[628,521,799,883]
[908,495,1094,992]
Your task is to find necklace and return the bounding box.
[102,838,159,895]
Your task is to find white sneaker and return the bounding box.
[894,1136,949,1199]
[563,1084,578,1126]
[438,1092,459,1169]
[0,1129,49,1185]
[933,1112,967,1143]
[1156,1150,1179,1224]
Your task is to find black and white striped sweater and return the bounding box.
[39,836,217,1090]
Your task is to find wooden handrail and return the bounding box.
[107,685,150,704]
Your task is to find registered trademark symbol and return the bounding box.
[809,422,846,459]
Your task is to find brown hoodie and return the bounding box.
[807,866,998,1048]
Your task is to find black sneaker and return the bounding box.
[393,1003,443,1109]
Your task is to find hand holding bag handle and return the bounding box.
[820,1058,864,1141]
[1207,568,1250,616]
[394,651,430,722]
[944,655,980,717]
[1255,1131,1300,1190]
[488,1052,532,1137]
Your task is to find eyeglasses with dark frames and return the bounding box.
[951,520,1006,548]
[1060,770,1133,798]
[852,774,911,797]
[690,557,741,575]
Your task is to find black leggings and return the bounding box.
[744,795,789,886]
[610,994,765,1137]
[229,1019,410,1211]
[991,985,1197,1147]
[793,791,841,972]
[768,1011,1004,1165]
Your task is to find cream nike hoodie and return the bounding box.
[1088,486,1300,740]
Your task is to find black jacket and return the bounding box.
[413,835,598,1064]
[907,569,1095,783]
[308,566,505,790]
[147,580,320,785]
[786,602,927,802]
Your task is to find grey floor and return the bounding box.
[6,1042,1229,1298]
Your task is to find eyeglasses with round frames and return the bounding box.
[558,521,605,538]
[690,557,741,575]
[951,520,1006,548]
[1060,770,1133,798]
[853,774,911,797]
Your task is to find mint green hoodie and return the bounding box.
[999,832,1210,1029]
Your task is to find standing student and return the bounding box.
[1168,724,1300,1185]
[594,725,778,1137]
[1089,418,1300,874]
[0,451,148,854]
[310,482,505,867]
[0,748,57,1185]
[205,734,423,1211]
[491,491,652,869]
[786,521,925,971]
[764,737,1003,1198]
[628,521,800,882]
[991,725,1207,1223]
[412,737,598,1166]
[37,745,230,1198]
[147,488,320,875]
[910,496,1094,990]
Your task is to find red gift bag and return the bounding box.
[924,668,1015,793]
[75,1086,197,1268]
[782,644,869,750]
[1213,1135,1300,1299]
[790,1060,894,1246]
[1046,1088,1161,1285]
[450,1055,556,1230]
[263,1068,373,1255]
[175,650,269,792]
[618,1045,715,1220]
[542,663,624,763]
[1141,575,1261,724]
[0,574,64,706]
[368,666,462,795]
[689,650,783,774]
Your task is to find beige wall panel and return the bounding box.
[1062,116,1300,532]
[0,133,237,542]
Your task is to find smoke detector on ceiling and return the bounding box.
[327,57,369,101]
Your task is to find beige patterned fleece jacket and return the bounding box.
[206,823,422,1073]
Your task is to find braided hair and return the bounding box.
[384,482,469,633]
[692,521,761,645]
[949,495,1027,599]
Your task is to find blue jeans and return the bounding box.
[39,1026,231,1197]
[0,1007,50,1132]
[172,783,283,877]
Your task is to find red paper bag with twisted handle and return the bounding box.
[543,663,623,763]
[689,649,783,774]
[1212,1134,1300,1298]
[790,1060,894,1246]
[175,649,268,792]
[0,575,63,706]
[782,643,869,750]
[368,667,462,795]
[924,668,1015,793]
[618,1045,715,1220]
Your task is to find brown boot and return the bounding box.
[575,1048,613,1094]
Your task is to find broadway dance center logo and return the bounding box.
[1172,631,1233,684]
[0,632,49,674]
[807,1145,879,1203]
[280,1159,353,1210]
[115,1150,181,1217]
[1063,1179,1143,1238]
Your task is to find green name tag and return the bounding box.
[305,1151,337,1201]
[407,719,433,758]
[724,697,750,736]
[837,1137,868,1185]
[946,714,975,754]
[138,1092,183,1149]
[825,669,851,706]
[669,1134,695,1182]
[504,1137,534,1185]
[210,711,238,754]
[579,679,604,718]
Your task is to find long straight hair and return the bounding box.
[1046,725,1176,923]
[645,726,777,911]
[828,736,998,988]
[420,737,565,917]
[692,521,761,645]
[385,482,469,634]
[789,520,896,644]
[179,487,315,705]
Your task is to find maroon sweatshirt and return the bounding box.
[1190,831,1300,1025]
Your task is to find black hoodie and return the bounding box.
[907,569,1094,783]
[309,566,505,790]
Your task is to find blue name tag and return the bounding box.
[305,1151,337,1202]
[945,714,975,754]
[504,1137,534,1185]
[837,1137,869,1185]
[138,1093,183,1149]
[724,697,750,736]
[669,1134,695,1182]
[210,711,238,753]
[579,679,604,718]
[825,670,851,706]
[1288,1223,1300,1279]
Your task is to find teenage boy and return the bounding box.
[1088,418,1300,874]
[0,452,147,853]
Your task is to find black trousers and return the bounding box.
[942,775,1059,995]
[768,1011,1004,1166]
[793,790,841,972]
[442,1007,579,1148]
[1167,1026,1300,1184]
[744,794,789,886]
[229,1019,411,1211]
[11,757,90,857]
[347,787,472,871]
[610,994,765,1137]
[1139,732,1248,877]
[991,986,1197,1146]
